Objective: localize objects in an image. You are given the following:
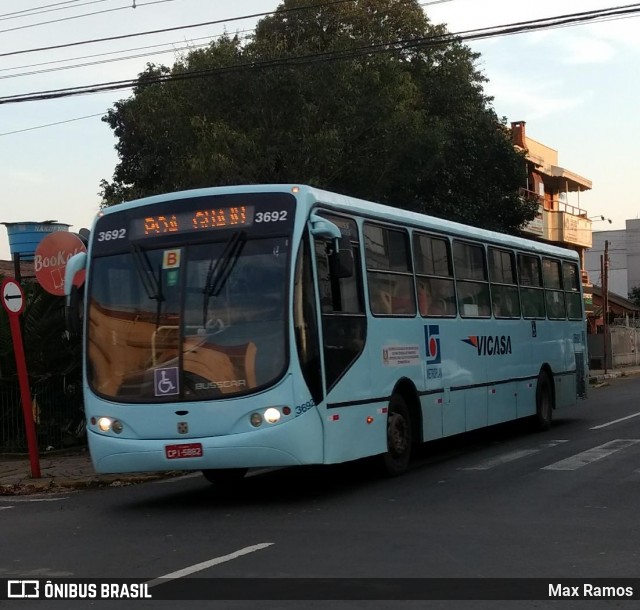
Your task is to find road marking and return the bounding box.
[459,440,568,470]
[0,506,14,511]
[542,439,640,471]
[590,411,640,430]
[0,496,69,503]
[146,542,274,587]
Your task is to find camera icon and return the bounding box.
[7,580,40,598]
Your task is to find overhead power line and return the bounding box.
[0,0,359,58]
[0,112,105,136]
[0,0,179,34]
[0,0,84,20]
[2,2,640,105]
[0,0,115,22]
[0,1,448,80]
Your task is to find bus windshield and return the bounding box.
[87,234,289,402]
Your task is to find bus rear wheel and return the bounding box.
[534,372,553,431]
[202,468,248,486]
[380,393,412,476]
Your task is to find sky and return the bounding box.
[1,0,638,260]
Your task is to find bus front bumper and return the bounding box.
[88,411,324,474]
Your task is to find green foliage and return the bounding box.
[0,278,81,384]
[629,286,640,306]
[100,0,537,233]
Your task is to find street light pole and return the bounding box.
[604,240,609,374]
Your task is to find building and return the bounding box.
[511,121,593,305]
[0,259,34,280]
[584,220,640,298]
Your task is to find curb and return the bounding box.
[0,472,181,496]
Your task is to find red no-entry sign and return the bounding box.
[1,278,40,478]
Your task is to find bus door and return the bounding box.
[309,212,373,463]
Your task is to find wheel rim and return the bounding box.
[541,385,551,421]
[388,411,409,457]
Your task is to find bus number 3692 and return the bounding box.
[255,211,287,223]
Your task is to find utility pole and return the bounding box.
[604,240,609,374]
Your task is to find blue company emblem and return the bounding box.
[424,325,441,365]
[154,366,179,396]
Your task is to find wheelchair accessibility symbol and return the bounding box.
[154,367,179,396]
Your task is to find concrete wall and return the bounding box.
[588,326,640,370]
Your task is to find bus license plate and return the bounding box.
[165,443,203,459]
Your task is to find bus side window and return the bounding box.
[413,232,456,317]
[453,240,490,318]
[518,253,545,319]
[543,257,566,320]
[364,223,415,316]
[489,247,521,319]
[563,261,583,320]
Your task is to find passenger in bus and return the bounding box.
[371,288,393,314]
[418,281,446,316]
[417,282,432,316]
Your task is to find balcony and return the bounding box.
[520,188,592,248]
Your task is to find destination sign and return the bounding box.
[130,205,255,238]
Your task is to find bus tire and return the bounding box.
[380,393,412,476]
[202,468,248,487]
[534,372,553,431]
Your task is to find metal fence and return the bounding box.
[0,377,85,454]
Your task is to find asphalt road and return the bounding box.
[2,377,640,609]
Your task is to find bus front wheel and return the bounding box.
[380,393,412,476]
[202,468,248,487]
[534,372,553,431]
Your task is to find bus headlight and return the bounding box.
[264,408,281,424]
[97,417,112,432]
[97,417,124,434]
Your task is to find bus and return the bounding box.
[65,184,588,483]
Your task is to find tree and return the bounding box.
[0,277,81,384]
[100,0,537,234]
[629,286,640,306]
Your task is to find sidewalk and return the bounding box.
[0,447,176,496]
[588,364,640,383]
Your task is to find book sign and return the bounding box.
[34,231,87,296]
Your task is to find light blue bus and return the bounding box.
[65,184,588,482]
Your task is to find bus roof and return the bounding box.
[103,184,579,261]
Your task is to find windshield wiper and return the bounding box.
[130,244,164,302]
[202,231,247,327]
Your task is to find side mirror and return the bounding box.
[309,212,354,278]
[66,285,81,335]
[309,212,341,240]
[329,245,354,279]
[64,252,87,334]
